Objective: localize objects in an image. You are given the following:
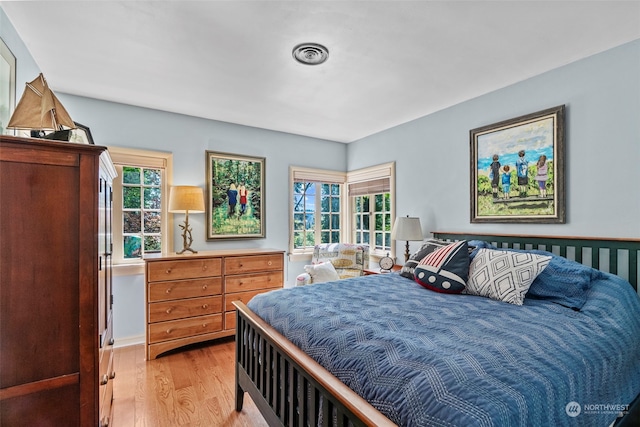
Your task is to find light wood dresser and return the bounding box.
[144,249,284,359]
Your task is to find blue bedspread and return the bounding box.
[247,270,640,427]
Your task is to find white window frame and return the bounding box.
[289,166,346,262]
[109,146,173,276]
[347,162,396,260]
[289,163,395,263]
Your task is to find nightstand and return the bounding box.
[363,265,402,275]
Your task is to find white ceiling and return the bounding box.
[2,1,640,143]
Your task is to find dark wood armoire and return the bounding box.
[0,135,117,426]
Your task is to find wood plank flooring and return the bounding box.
[111,337,268,427]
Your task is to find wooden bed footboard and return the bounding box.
[233,301,396,427]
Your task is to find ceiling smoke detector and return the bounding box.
[292,43,329,65]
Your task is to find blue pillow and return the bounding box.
[525,250,601,310]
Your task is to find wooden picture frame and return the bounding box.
[206,151,265,240]
[1,37,16,136]
[470,105,565,223]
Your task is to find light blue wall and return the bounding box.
[2,7,347,343]
[349,39,640,259]
[4,6,639,343]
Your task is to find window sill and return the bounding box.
[288,253,313,263]
[113,262,145,276]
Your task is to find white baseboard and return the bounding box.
[114,334,145,348]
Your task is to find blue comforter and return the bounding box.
[247,267,640,426]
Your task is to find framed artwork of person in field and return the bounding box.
[470,105,565,223]
[206,151,265,239]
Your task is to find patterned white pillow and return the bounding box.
[466,248,552,305]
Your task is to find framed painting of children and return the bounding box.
[206,150,266,239]
[470,105,565,223]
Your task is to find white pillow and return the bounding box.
[466,248,552,305]
[304,262,340,284]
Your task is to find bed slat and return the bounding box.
[234,302,397,427]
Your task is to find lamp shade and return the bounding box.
[168,186,205,213]
[391,216,423,241]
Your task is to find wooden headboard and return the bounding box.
[433,232,640,292]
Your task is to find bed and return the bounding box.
[234,232,640,426]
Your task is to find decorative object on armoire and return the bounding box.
[169,185,205,254]
[470,104,565,224]
[6,73,76,141]
[69,122,95,144]
[391,215,423,262]
[205,150,265,240]
[0,135,116,426]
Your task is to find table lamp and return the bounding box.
[169,186,205,254]
[391,216,423,262]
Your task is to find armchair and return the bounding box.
[296,243,370,286]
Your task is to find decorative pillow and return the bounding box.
[414,240,469,294]
[400,238,449,280]
[466,248,552,305]
[304,262,340,284]
[512,249,601,310]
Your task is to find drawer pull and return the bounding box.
[202,323,208,328]
[100,374,109,386]
[202,284,208,290]
[109,371,116,380]
[202,265,208,270]
[166,268,172,274]
[268,261,272,266]
[202,304,208,309]
[166,287,172,294]
[166,328,173,335]
[166,308,173,314]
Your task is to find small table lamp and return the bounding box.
[391,216,423,263]
[169,186,205,254]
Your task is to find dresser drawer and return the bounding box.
[148,296,223,322]
[148,277,222,302]
[224,288,278,312]
[224,254,283,275]
[225,271,283,293]
[225,311,236,330]
[148,314,223,344]
[147,258,222,282]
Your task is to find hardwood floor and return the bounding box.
[112,337,268,426]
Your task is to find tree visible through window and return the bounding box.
[121,166,162,258]
[293,181,341,249]
[353,193,391,252]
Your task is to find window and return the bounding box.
[109,147,173,268]
[348,163,395,257]
[290,167,346,256]
[352,193,392,252]
[121,166,162,258]
[289,163,395,260]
